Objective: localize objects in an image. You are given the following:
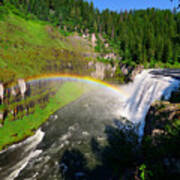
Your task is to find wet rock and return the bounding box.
[114,118,135,131]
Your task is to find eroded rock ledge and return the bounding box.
[0,79,58,127]
[143,86,180,176]
[144,101,180,137]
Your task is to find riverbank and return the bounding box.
[0,82,89,151]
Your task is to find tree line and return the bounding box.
[3,0,180,66]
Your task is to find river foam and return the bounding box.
[0,129,44,180]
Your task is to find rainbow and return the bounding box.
[25,73,127,96]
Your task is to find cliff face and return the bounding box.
[144,88,180,137]
[143,87,180,178]
[144,101,180,137]
[0,79,60,127]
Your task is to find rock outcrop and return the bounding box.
[144,101,180,137]
[0,79,59,126]
[18,79,27,98]
[104,53,117,60]
[130,65,144,81]
[91,33,96,47]
[88,61,117,80]
[142,87,180,177]
[0,83,4,104]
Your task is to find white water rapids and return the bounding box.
[0,129,44,180]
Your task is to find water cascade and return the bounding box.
[118,69,180,137]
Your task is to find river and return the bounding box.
[0,69,179,180]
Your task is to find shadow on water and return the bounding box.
[59,125,139,180]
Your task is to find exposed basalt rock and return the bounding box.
[144,101,180,137]
[89,61,117,80]
[144,87,180,141]
[18,79,27,98]
[142,87,180,177]
[91,62,106,80]
[0,83,4,104]
[104,52,117,60]
[0,80,60,127]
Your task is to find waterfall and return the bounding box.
[118,69,180,137]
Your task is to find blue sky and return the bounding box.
[86,0,179,12]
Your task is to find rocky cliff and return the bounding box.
[142,86,180,178]
[0,79,60,127]
[144,87,180,137]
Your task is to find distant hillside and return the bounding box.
[3,0,180,67]
[0,1,180,85]
[0,5,98,84]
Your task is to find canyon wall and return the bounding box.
[0,79,59,126]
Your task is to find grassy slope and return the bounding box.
[0,82,89,150]
[0,11,95,83]
[0,9,96,150]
